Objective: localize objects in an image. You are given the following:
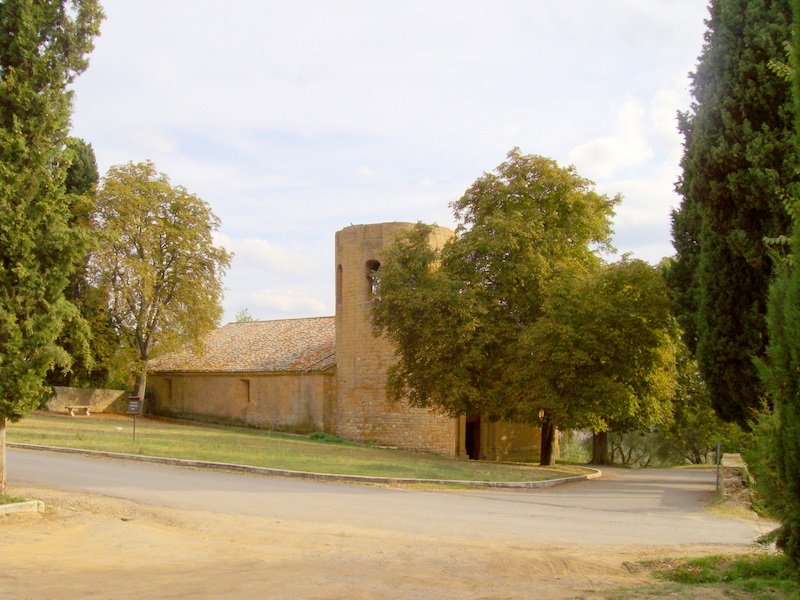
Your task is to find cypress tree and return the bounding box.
[47,137,115,388]
[0,0,103,493]
[760,246,800,564]
[671,0,797,426]
[755,0,800,567]
[64,138,99,197]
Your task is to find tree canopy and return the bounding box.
[664,339,742,465]
[669,0,796,426]
[372,149,619,464]
[234,307,255,323]
[47,137,110,388]
[90,161,232,403]
[0,0,103,493]
[518,259,677,464]
[525,260,676,424]
[755,231,800,563]
[750,0,800,567]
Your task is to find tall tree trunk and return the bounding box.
[134,366,147,415]
[0,418,6,495]
[539,413,556,466]
[592,431,610,465]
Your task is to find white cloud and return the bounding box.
[74,1,705,160]
[125,129,178,156]
[69,0,710,320]
[248,289,330,316]
[567,84,690,265]
[607,168,680,223]
[215,233,311,275]
[595,161,682,264]
[568,98,653,180]
[649,89,684,143]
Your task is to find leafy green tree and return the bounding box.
[607,431,661,467]
[234,307,255,323]
[521,259,677,465]
[741,407,786,525]
[64,138,99,197]
[746,374,799,560]
[666,202,702,354]
[0,0,102,493]
[59,138,122,388]
[663,340,743,464]
[373,149,618,465]
[371,222,479,425]
[752,0,800,565]
[47,137,114,388]
[90,161,231,407]
[670,0,797,426]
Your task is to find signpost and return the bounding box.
[127,396,141,441]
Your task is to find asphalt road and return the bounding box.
[7,447,770,547]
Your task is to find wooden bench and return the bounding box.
[65,405,91,416]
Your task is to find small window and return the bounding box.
[366,259,381,295]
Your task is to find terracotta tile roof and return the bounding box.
[148,316,336,374]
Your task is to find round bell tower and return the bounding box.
[334,222,457,455]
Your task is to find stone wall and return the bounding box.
[720,452,752,507]
[147,370,335,432]
[334,223,458,455]
[47,386,127,413]
[144,221,546,462]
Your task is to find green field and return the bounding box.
[616,554,800,599]
[8,411,591,483]
[0,494,26,505]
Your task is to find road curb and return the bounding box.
[0,499,44,516]
[8,442,602,489]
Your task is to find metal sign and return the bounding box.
[127,397,141,415]
[127,396,141,441]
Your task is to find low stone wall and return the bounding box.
[719,452,752,508]
[46,386,128,414]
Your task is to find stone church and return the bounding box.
[147,222,542,461]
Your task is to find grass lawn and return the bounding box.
[7,411,592,482]
[611,554,800,599]
[0,494,26,505]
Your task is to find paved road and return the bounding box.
[7,447,770,546]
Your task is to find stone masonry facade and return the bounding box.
[334,223,458,456]
[145,221,543,462]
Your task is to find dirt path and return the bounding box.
[0,485,764,599]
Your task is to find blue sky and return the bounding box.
[69,0,710,322]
